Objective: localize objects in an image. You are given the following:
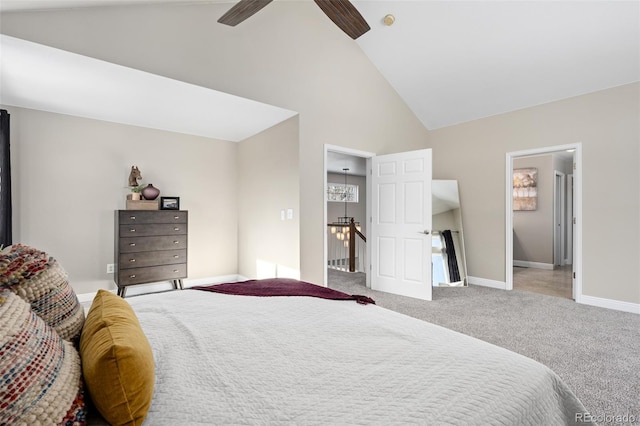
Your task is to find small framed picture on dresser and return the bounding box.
[160,197,180,210]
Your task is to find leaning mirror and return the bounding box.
[432,180,467,286]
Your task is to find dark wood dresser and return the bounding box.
[115,210,188,297]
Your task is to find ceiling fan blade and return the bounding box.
[314,0,370,40]
[218,0,274,27]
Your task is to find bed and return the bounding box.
[0,244,592,426]
[101,280,590,425]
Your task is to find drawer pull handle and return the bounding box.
[129,274,136,278]
[174,216,180,220]
[173,269,179,273]
[129,243,136,247]
[173,255,179,259]
[173,241,179,244]
[129,229,136,232]
[174,227,180,231]
[130,216,136,220]
[129,259,136,263]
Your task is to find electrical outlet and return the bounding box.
[106,263,115,274]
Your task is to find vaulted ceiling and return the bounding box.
[1,0,638,135]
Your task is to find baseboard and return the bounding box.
[78,276,638,315]
[467,276,506,290]
[578,295,640,315]
[76,274,246,301]
[513,260,554,270]
[466,276,639,314]
[76,290,111,304]
[182,274,247,288]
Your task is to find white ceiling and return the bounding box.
[1,0,638,134]
[354,0,639,129]
[326,152,368,176]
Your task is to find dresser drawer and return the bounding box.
[118,210,188,225]
[119,235,187,253]
[119,249,186,270]
[118,263,187,286]
[119,223,187,237]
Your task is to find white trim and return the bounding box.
[76,276,639,314]
[323,144,375,288]
[182,274,245,288]
[464,277,638,315]
[553,171,566,267]
[506,143,582,302]
[579,295,640,315]
[513,260,554,270]
[566,174,574,266]
[573,145,582,303]
[76,274,246,301]
[468,276,506,290]
[76,290,107,304]
[506,152,514,290]
[324,144,376,159]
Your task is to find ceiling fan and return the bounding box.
[218,0,370,40]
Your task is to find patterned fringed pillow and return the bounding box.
[0,244,85,341]
[0,289,86,425]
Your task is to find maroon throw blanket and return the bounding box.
[191,278,375,305]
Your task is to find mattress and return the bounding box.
[122,289,591,425]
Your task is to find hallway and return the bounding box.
[513,265,573,299]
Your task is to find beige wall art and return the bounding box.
[513,168,538,211]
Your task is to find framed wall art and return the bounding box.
[513,168,537,211]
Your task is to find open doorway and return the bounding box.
[506,143,582,302]
[324,145,374,290]
[324,145,434,300]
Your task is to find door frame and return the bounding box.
[505,143,582,302]
[554,170,566,267]
[566,174,574,266]
[323,144,375,287]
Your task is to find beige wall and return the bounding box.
[433,209,460,233]
[237,117,300,279]
[513,155,554,265]
[5,106,238,294]
[1,2,429,287]
[428,83,640,304]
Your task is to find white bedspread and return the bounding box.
[126,289,591,425]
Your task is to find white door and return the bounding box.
[370,149,432,300]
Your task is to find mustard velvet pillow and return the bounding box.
[80,290,154,426]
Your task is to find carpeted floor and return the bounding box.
[328,269,640,425]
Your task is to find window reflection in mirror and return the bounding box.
[432,180,467,287]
